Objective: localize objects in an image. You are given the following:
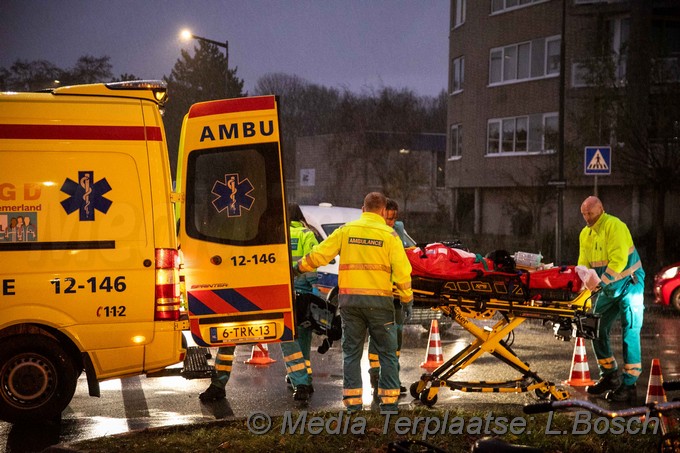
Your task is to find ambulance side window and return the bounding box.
[186,143,285,246]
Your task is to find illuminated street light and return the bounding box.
[180,29,230,97]
[180,29,229,70]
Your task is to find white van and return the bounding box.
[299,203,449,330]
[299,203,362,297]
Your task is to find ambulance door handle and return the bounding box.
[210,255,222,265]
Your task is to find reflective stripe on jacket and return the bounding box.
[298,211,413,307]
[577,212,645,295]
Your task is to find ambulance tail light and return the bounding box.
[155,248,180,321]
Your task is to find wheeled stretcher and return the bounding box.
[405,244,600,406]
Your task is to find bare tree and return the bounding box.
[502,163,556,238]
[254,73,342,177]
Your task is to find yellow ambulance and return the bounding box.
[0,81,294,423]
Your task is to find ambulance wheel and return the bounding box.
[0,336,78,424]
[419,388,438,407]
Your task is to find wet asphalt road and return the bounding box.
[1,300,678,452]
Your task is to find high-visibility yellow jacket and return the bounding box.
[578,212,644,297]
[290,220,318,293]
[290,220,318,261]
[298,211,413,308]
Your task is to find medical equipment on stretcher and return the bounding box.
[404,244,601,406]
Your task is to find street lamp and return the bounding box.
[556,0,567,265]
[180,29,229,70]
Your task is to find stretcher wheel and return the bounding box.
[419,388,438,407]
[534,388,551,400]
[410,381,423,399]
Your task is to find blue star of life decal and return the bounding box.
[60,171,112,221]
[212,173,255,217]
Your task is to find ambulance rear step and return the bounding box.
[181,346,214,379]
[146,346,214,379]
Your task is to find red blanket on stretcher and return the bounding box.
[406,243,583,291]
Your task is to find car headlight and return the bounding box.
[660,266,679,280]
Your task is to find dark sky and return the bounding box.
[0,0,450,97]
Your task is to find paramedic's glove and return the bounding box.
[402,300,414,321]
[596,281,615,298]
[292,262,303,277]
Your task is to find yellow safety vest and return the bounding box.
[298,212,413,306]
[578,212,643,288]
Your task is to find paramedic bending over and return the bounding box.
[579,196,645,403]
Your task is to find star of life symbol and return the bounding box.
[60,171,112,221]
[211,173,255,217]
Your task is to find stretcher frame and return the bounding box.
[408,280,600,406]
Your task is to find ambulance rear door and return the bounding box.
[177,96,294,347]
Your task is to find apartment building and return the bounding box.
[447,0,680,262]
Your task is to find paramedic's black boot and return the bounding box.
[586,372,621,396]
[399,385,408,396]
[293,384,312,401]
[199,384,226,402]
[370,372,379,401]
[606,383,636,402]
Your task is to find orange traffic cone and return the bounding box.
[420,319,444,371]
[564,337,595,386]
[641,358,675,429]
[244,343,276,365]
[645,358,667,404]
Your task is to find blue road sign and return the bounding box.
[584,146,611,175]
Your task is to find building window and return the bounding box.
[454,0,466,28]
[543,113,558,152]
[546,37,561,75]
[572,17,629,87]
[609,17,630,83]
[487,116,529,154]
[449,124,462,159]
[451,56,464,93]
[488,113,557,155]
[489,41,534,84]
[491,0,549,14]
[488,121,500,154]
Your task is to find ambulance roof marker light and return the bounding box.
[105,80,168,106]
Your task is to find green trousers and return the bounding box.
[281,324,313,388]
[341,306,399,412]
[368,302,403,384]
[591,278,645,386]
[211,345,236,389]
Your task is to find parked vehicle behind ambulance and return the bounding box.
[0,82,294,423]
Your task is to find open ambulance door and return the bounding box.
[176,96,294,347]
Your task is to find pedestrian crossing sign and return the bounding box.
[584,146,611,175]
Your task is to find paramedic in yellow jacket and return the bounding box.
[297,192,413,412]
[579,196,645,402]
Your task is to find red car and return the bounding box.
[654,262,680,311]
